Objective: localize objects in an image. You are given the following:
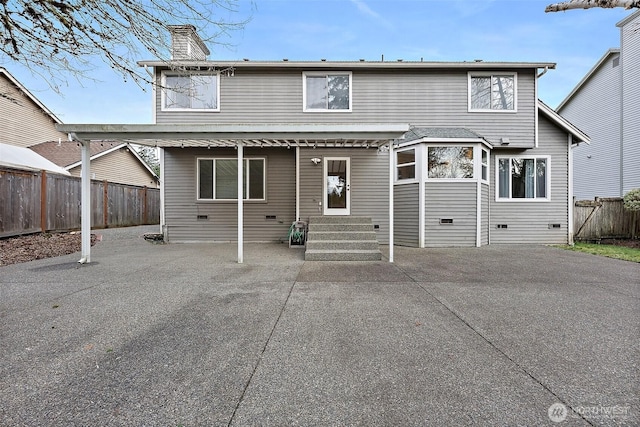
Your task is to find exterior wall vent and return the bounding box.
[496,224,508,229]
[440,218,454,224]
[197,215,208,220]
[548,223,562,229]
[265,215,277,220]
[612,57,620,68]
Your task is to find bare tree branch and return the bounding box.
[0,0,253,93]
[546,0,640,12]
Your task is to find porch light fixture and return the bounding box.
[311,157,321,165]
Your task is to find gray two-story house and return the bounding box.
[60,25,588,263]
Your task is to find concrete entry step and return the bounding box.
[304,216,381,261]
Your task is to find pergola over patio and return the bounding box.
[57,123,411,264]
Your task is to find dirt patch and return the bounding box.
[598,238,640,249]
[0,232,98,267]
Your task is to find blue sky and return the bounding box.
[5,0,633,124]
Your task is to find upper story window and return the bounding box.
[428,146,474,179]
[396,148,416,181]
[497,156,549,201]
[469,73,517,112]
[303,72,352,112]
[162,72,220,111]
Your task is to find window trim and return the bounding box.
[197,157,266,201]
[395,147,417,183]
[495,155,550,202]
[481,148,489,184]
[161,71,221,112]
[426,145,476,181]
[468,72,517,113]
[302,71,353,112]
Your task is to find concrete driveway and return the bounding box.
[1,226,637,426]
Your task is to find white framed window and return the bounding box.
[162,72,220,111]
[396,148,416,181]
[198,158,265,200]
[427,146,474,179]
[468,72,517,112]
[303,72,352,112]
[481,148,489,182]
[496,156,549,201]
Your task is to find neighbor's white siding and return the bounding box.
[0,74,65,148]
[559,52,621,199]
[620,12,640,195]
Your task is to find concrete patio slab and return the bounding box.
[0,226,637,426]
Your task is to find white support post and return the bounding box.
[237,142,244,263]
[388,142,394,263]
[159,147,165,235]
[79,141,91,263]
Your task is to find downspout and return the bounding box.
[568,134,574,245]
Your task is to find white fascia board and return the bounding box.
[58,123,411,143]
[395,137,492,149]
[65,142,128,170]
[556,49,620,112]
[137,59,556,71]
[0,67,63,124]
[127,143,160,179]
[538,100,590,144]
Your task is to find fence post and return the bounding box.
[103,180,109,228]
[40,170,47,233]
[143,186,148,225]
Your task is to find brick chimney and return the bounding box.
[167,25,210,60]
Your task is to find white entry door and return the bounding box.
[323,157,350,215]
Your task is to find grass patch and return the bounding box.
[559,243,640,263]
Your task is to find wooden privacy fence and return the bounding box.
[0,167,160,238]
[574,197,639,241]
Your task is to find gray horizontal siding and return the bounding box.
[394,183,419,247]
[481,183,489,245]
[298,147,391,243]
[155,68,537,147]
[424,181,477,247]
[163,147,295,242]
[490,115,569,244]
[621,13,640,195]
[0,76,66,148]
[559,54,621,199]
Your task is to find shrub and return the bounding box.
[623,188,640,211]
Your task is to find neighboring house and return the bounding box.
[0,142,69,175]
[557,10,640,199]
[0,67,66,148]
[29,141,159,188]
[59,25,588,261]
